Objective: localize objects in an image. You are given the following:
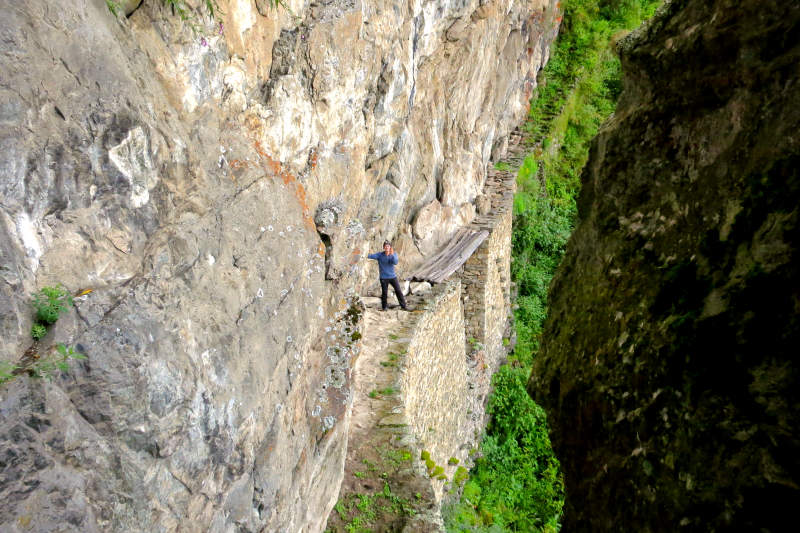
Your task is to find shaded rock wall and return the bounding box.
[529,0,800,531]
[0,0,558,531]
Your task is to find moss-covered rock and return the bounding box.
[529,1,800,530]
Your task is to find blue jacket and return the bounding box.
[368,252,399,279]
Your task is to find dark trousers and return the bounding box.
[380,277,406,310]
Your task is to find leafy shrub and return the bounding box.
[425,457,436,472]
[453,466,469,486]
[32,285,73,325]
[450,366,563,531]
[106,1,227,30]
[1,344,86,387]
[105,0,121,16]
[31,324,47,340]
[29,344,86,380]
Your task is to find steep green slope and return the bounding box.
[444,1,660,531]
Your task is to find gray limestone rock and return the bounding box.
[0,0,558,531]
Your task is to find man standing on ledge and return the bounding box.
[368,240,408,311]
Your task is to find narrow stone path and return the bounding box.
[346,302,408,448]
[325,291,444,532]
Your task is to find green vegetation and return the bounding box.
[422,450,436,472]
[381,447,413,466]
[514,0,659,370]
[105,1,229,33]
[445,366,563,532]
[332,482,416,532]
[32,285,72,326]
[420,450,452,481]
[330,447,419,531]
[31,324,47,341]
[1,284,85,387]
[29,344,87,380]
[368,387,396,399]
[453,466,469,486]
[445,1,660,531]
[105,0,121,16]
[30,284,73,340]
[467,337,483,351]
[380,352,400,367]
[0,361,18,386]
[1,344,86,387]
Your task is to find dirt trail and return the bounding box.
[326,292,443,532]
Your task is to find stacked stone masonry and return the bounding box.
[401,281,468,503]
[462,172,515,363]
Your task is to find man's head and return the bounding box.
[383,240,391,253]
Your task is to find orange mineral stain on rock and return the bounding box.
[252,141,316,230]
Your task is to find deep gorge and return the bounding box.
[530,0,800,530]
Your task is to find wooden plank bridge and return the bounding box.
[406,228,489,283]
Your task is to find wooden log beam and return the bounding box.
[408,229,489,283]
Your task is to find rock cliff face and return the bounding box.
[0,0,558,531]
[529,0,800,531]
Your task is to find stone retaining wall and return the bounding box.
[462,172,515,361]
[401,281,468,502]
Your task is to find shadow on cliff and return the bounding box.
[529,0,800,531]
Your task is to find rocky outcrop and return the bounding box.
[529,0,800,531]
[0,0,558,531]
